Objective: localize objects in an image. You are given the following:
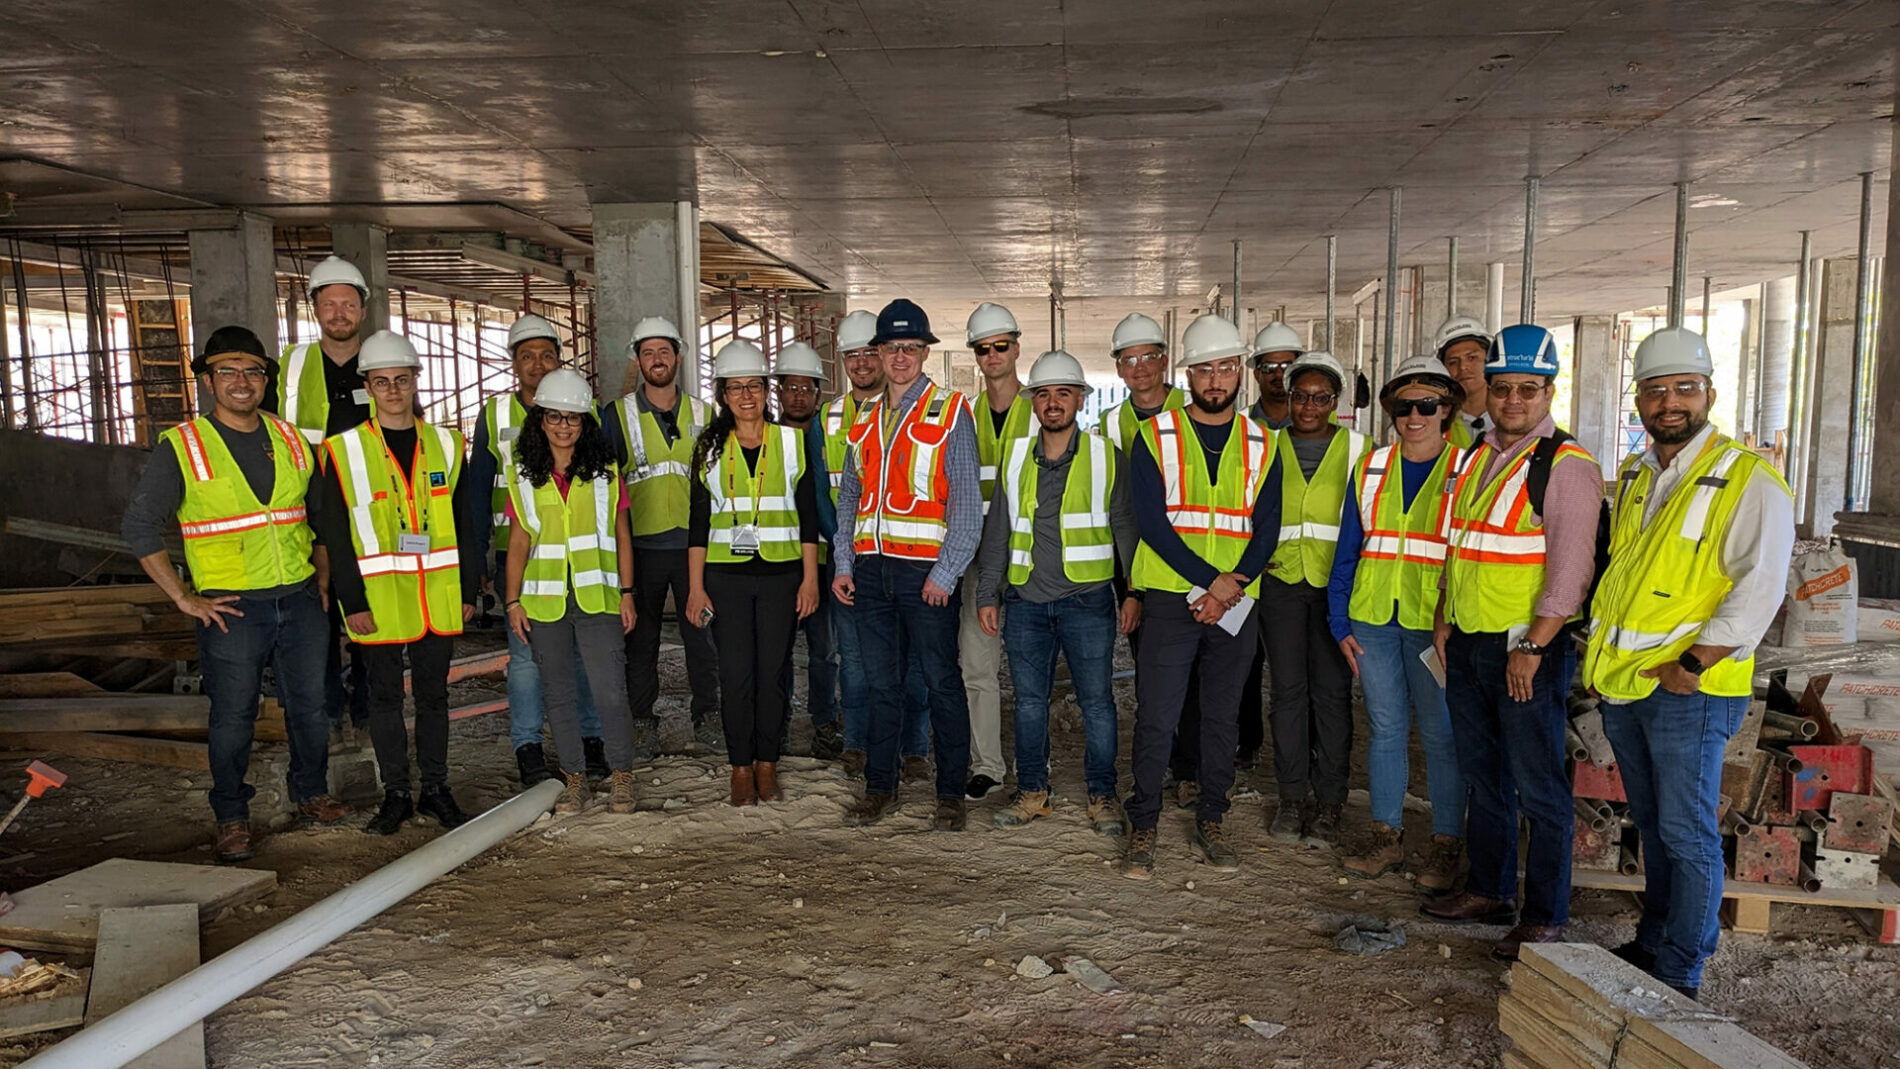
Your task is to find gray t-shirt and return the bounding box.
[973,432,1136,607]
[1290,428,1337,480]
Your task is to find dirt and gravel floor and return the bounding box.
[0,623,1895,1068]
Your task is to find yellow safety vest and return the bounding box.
[1583,434,1788,701]
[482,392,530,541]
[1346,444,1466,630]
[975,389,1035,517]
[1132,410,1272,597]
[277,342,350,446]
[511,468,622,623]
[820,395,863,508]
[1097,387,1187,455]
[1002,431,1116,586]
[1266,427,1368,588]
[1449,414,1482,451]
[1443,436,1597,633]
[326,420,465,644]
[703,425,805,565]
[615,393,711,537]
[164,414,316,593]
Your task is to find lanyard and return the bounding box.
[723,433,766,527]
[369,422,427,536]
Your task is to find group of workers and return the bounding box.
[121,254,1792,1000]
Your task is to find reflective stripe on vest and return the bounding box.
[1002,431,1116,585]
[512,467,621,623]
[1266,427,1367,588]
[166,414,316,591]
[485,393,527,534]
[328,420,465,644]
[975,390,1035,517]
[848,383,966,560]
[1097,387,1186,455]
[821,395,861,503]
[277,342,329,445]
[1131,411,1270,596]
[620,394,708,537]
[1346,443,1465,630]
[1444,436,1596,632]
[704,425,805,564]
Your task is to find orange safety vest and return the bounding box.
[847,382,969,561]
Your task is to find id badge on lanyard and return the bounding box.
[726,441,762,556]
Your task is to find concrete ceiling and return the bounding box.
[1,0,1894,358]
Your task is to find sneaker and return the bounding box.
[296,794,351,826]
[901,755,933,784]
[934,797,968,831]
[1342,822,1404,879]
[965,774,1000,801]
[582,736,611,781]
[1192,820,1240,871]
[607,770,636,814]
[992,790,1051,828]
[1417,834,1463,896]
[363,790,414,836]
[1174,780,1200,810]
[1119,827,1157,880]
[1087,795,1126,838]
[515,742,554,788]
[810,721,844,761]
[554,772,589,815]
[693,718,724,751]
[416,785,469,829]
[1268,802,1304,842]
[215,821,254,863]
[843,792,897,827]
[842,749,868,778]
[1303,803,1343,849]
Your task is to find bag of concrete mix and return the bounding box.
[1783,543,1858,647]
[1859,598,1900,644]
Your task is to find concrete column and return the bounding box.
[1571,315,1621,478]
[1734,296,1760,440]
[1759,275,1796,450]
[1415,262,1492,348]
[1869,113,1900,515]
[592,201,701,402]
[187,212,278,356]
[1804,258,1862,536]
[329,223,390,333]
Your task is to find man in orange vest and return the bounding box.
[831,299,983,831]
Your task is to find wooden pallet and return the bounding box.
[1573,868,1900,944]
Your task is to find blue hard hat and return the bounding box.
[1485,324,1561,377]
[870,298,940,347]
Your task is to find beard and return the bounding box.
[643,363,677,389]
[1644,409,1707,445]
[1191,389,1235,415]
[1039,413,1076,434]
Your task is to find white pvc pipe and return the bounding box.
[21,780,563,1069]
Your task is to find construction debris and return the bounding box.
[0,858,274,953]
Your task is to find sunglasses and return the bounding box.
[972,339,1014,357]
[1390,398,1444,418]
[1487,381,1549,400]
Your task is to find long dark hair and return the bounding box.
[514,408,614,487]
[690,379,770,484]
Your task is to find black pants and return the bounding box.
[706,566,802,766]
[1127,593,1260,829]
[627,546,720,723]
[361,632,454,793]
[325,600,370,729]
[1262,577,1354,806]
[1168,604,1265,781]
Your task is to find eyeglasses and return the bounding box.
[1187,360,1242,378]
[1636,379,1708,402]
[1291,390,1337,408]
[366,374,414,392]
[972,339,1013,357]
[212,366,268,383]
[1253,358,1297,373]
[725,381,766,396]
[1390,398,1444,417]
[779,383,820,396]
[881,342,928,357]
[1115,351,1165,367]
[1487,381,1549,400]
[542,411,584,427]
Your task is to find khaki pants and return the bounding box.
[960,592,1006,781]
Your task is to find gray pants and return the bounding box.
[529,598,635,774]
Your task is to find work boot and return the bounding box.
[1342,822,1404,879]
[730,765,759,807]
[215,821,254,863]
[296,794,351,826]
[1267,801,1304,842]
[1303,803,1343,849]
[934,797,968,831]
[1119,827,1157,880]
[607,770,636,814]
[842,749,868,779]
[1192,820,1240,871]
[1174,780,1200,810]
[810,721,844,760]
[1492,923,1565,962]
[515,742,554,788]
[554,772,589,815]
[1235,746,1259,772]
[583,736,610,782]
[1087,795,1126,838]
[754,761,783,802]
[416,785,470,829]
[1417,834,1463,896]
[363,790,414,836]
[1609,940,1658,972]
[965,774,1000,801]
[992,790,1051,828]
[1669,984,1699,1002]
[1419,892,1517,926]
[843,792,897,827]
[901,755,933,784]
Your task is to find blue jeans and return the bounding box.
[833,582,930,758]
[197,581,333,822]
[851,555,970,798]
[1001,585,1119,798]
[1352,620,1465,835]
[1600,690,1747,989]
[1445,628,1577,926]
[499,556,599,749]
[782,562,839,728]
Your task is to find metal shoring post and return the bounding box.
[1522,176,1540,323]
[1447,235,1459,319]
[1325,234,1337,353]
[1789,231,1813,490]
[11,245,38,432]
[1383,187,1401,386]
[1669,182,1688,328]
[1846,171,1875,510]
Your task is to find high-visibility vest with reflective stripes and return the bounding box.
[975,389,1035,517]
[1449,415,1481,451]
[820,394,864,508]
[848,382,969,561]
[325,420,466,644]
[277,342,342,445]
[1346,444,1467,630]
[1131,410,1273,597]
[1443,436,1597,633]
[1266,427,1368,588]
[509,467,622,623]
[481,392,530,541]
[615,393,710,537]
[1002,431,1117,586]
[1097,387,1187,454]
[1583,434,1787,701]
[703,425,806,565]
[164,414,316,592]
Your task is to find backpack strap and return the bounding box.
[1526,428,1573,516]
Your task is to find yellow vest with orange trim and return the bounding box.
[1130,410,1273,597]
[848,382,969,561]
[163,413,316,593]
[1443,436,1597,633]
[1346,443,1467,630]
[325,419,466,644]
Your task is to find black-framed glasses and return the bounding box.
[973,339,1014,357]
[725,381,766,396]
[1487,381,1549,400]
[542,410,584,426]
[1291,390,1337,408]
[1636,380,1708,402]
[1390,398,1444,417]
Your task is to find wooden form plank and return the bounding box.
[0,696,210,734]
[0,967,90,1039]
[0,673,106,699]
[0,859,274,953]
[87,905,205,1069]
[0,732,209,770]
[1571,867,1900,913]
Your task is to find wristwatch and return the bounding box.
[1677,650,1706,676]
[1514,638,1546,656]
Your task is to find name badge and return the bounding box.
[499,426,519,442]
[398,533,432,555]
[730,524,761,556]
[352,388,371,406]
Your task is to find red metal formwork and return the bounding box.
[1733,825,1801,886]
[1571,759,1626,804]
[1825,792,1895,855]
[1786,745,1872,812]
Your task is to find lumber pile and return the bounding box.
[0,585,193,648]
[1501,943,1808,1069]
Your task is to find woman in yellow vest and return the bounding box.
[504,369,639,816]
[685,342,822,807]
[1326,356,1470,890]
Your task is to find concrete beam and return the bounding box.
[187,212,277,356]
[591,201,700,402]
[329,223,390,333]
[459,242,595,287]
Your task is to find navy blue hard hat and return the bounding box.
[870,298,939,347]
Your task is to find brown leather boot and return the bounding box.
[730,765,758,807]
[753,761,782,802]
[215,821,254,863]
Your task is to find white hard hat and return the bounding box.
[533,368,594,413]
[1251,321,1305,358]
[1631,326,1714,382]
[773,341,828,384]
[712,340,771,380]
[1380,355,1465,409]
[837,310,878,353]
[356,329,421,372]
[306,255,369,302]
[1179,314,1248,367]
[628,316,684,352]
[1285,350,1345,393]
[507,314,561,353]
[1111,313,1166,354]
[1025,350,1091,393]
[966,302,1021,346]
[1433,315,1491,356]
